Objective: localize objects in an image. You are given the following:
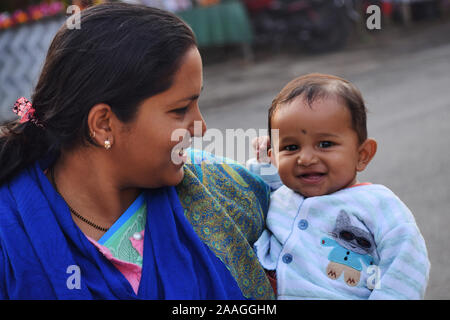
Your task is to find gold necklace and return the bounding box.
[50,166,109,232]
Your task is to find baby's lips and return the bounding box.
[297,172,326,183]
[298,170,326,177]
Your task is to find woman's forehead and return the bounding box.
[170,47,203,95]
[140,47,203,108]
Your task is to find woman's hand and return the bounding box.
[252,136,271,163]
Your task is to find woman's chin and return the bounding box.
[173,168,185,185]
[141,166,185,189]
[166,165,185,186]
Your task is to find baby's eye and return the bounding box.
[283,145,298,151]
[318,141,334,148]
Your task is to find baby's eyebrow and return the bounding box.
[315,133,340,138]
[279,135,298,143]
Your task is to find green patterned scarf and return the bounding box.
[176,151,275,300]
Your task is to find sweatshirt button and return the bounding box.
[298,219,308,230]
[282,253,293,264]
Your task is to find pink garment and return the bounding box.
[87,230,145,295]
[348,182,372,189]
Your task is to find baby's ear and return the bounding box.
[356,138,377,172]
[268,148,278,167]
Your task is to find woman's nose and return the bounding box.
[189,106,206,138]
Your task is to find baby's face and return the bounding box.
[269,96,363,197]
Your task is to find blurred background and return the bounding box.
[1,0,449,299]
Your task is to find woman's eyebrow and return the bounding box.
[175,86,204,103]
[178,94,200,102]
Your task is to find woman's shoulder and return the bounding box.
[0,179,19,214]
[0,159,50,229]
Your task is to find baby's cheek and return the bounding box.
[278,173,299,192]
[276,158,291,174]
[276,167,290,183]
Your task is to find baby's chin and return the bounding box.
[283,175,355,198]
[294,189,327,198]
[289,184,343,198]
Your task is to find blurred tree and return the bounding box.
[0,0,70,13]
[72,0,94,10]
[71,0,111,10]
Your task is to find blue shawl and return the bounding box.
[0,158,250,299]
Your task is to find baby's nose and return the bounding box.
[297,150,318,166]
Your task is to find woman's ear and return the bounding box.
[88,103,115,146]
[356,138,377,172]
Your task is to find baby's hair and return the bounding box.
[268,73,368,144]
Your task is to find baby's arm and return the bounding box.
[246,158,282,191]
[247,136,283,191]
[368,222,430,299]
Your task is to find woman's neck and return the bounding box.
[46,149,141,240]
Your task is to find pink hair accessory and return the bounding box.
[13,97,40,125]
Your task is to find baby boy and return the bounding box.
[248,73,430,299]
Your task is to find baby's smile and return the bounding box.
[296,171,326,184]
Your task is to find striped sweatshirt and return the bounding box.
[253,182,430,300]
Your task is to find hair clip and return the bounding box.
[13,97,43,127]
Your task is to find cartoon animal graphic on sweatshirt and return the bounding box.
[321,210,376,287]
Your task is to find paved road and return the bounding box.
[199,20,450,299]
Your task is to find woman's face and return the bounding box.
[113,46,206,188]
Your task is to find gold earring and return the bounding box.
[104,138,111,150]
[90,131,96,138]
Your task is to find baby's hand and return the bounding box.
[252,136,271,163]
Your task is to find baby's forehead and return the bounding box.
[291,93,348,110]
[273,97,353,128]
[275,94,347,116]
[269,76,367,144]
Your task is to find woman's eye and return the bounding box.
[284,145,298,151]
[318,141,334,148]
[172,106,189,115]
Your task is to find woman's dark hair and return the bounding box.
[268,73,368,145]
[0,2,197,185]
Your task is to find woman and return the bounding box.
[0,3,274,299]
